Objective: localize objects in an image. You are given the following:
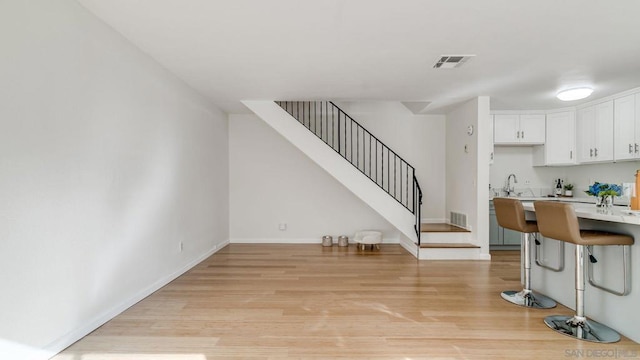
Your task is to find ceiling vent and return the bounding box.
[433,55,475,69]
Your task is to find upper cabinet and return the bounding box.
[577,101,614,163]
[613,94,639,161]
[493,114,545,145]
[533,111,576,166]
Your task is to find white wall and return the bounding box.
[445,97,491,258]
[333,102,447,221]
[0,1,229,359]
[229,114,399,242]
[491,147,640,200]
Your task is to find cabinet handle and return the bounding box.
[594,148,598,157]
[590,148,593,157]
[522,131,524,139]
[636,144,639,153]
[516,131,520,139]
[570,150,573,159]
[630,144,634,154]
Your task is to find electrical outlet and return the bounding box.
[279,223,287,231]
[524,180,531,185]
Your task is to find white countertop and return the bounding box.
[520,200,640,225]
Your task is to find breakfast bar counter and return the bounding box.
[519,199,640,343]
[521,201,640,225]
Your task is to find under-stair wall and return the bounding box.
[243,101,418,248]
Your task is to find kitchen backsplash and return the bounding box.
[490,146,640,204]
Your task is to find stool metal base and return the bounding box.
[500,290,556,309]
[544,315,621,343]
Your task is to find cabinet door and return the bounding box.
[493,115,519,143]
[489,207,501,245]
[577,106,596,163]
[594,101,614,162]
[502,228,522,246]
[545,111,576,165]
[614,94,636,161]
[519,114,546,144]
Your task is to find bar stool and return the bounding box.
[493,198,556,309]
[533,201,634,343]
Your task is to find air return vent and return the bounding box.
[433,55,475,69]
[450,211,467,229]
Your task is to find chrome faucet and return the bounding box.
[504,173,518,197]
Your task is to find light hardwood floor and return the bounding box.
[54,244,640,359]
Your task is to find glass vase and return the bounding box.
[596,195,613,208]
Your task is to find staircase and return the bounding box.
[418,223,481,260]
[243,100,422,251]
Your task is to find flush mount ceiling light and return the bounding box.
[556,87,594,101]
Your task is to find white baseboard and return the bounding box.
[41,240,229,360]
[399,235,418,257]
[230,237,399,244]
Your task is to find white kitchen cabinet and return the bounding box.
[493,114,545,145]
[577,101,614,163]
[613,94,639,161]
[533,111,576,166]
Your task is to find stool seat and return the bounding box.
[579,231,634,246]
[493,198,539,233]
[493,197,556,309]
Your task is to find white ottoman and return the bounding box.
[354,230,382,250]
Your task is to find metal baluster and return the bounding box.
[357,125,360,169]
[320,101,323,143]
[369,134,372,178]
[386,146,390,192]
[394,156,397,198]
[400,161,403,205]
[381,145,384,189]
[350,121,354,163]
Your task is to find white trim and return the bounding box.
[491,87,640,115]
[399,235,418,257]
[574,86,640,110]
[230,237,399,244]
[418,247,491,260]
[42,240,229,360]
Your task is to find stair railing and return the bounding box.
[275,101,423,241]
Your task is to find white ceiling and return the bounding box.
[76,0,640,114]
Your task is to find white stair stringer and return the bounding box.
[243,100,418,244]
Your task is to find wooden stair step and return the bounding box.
[419,243,480,249]
[420,223,470,233]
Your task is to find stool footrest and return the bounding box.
[588,245,632,296]
[535,236,565,272]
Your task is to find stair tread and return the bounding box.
[420,223,470,233]
[419,243,480,249]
